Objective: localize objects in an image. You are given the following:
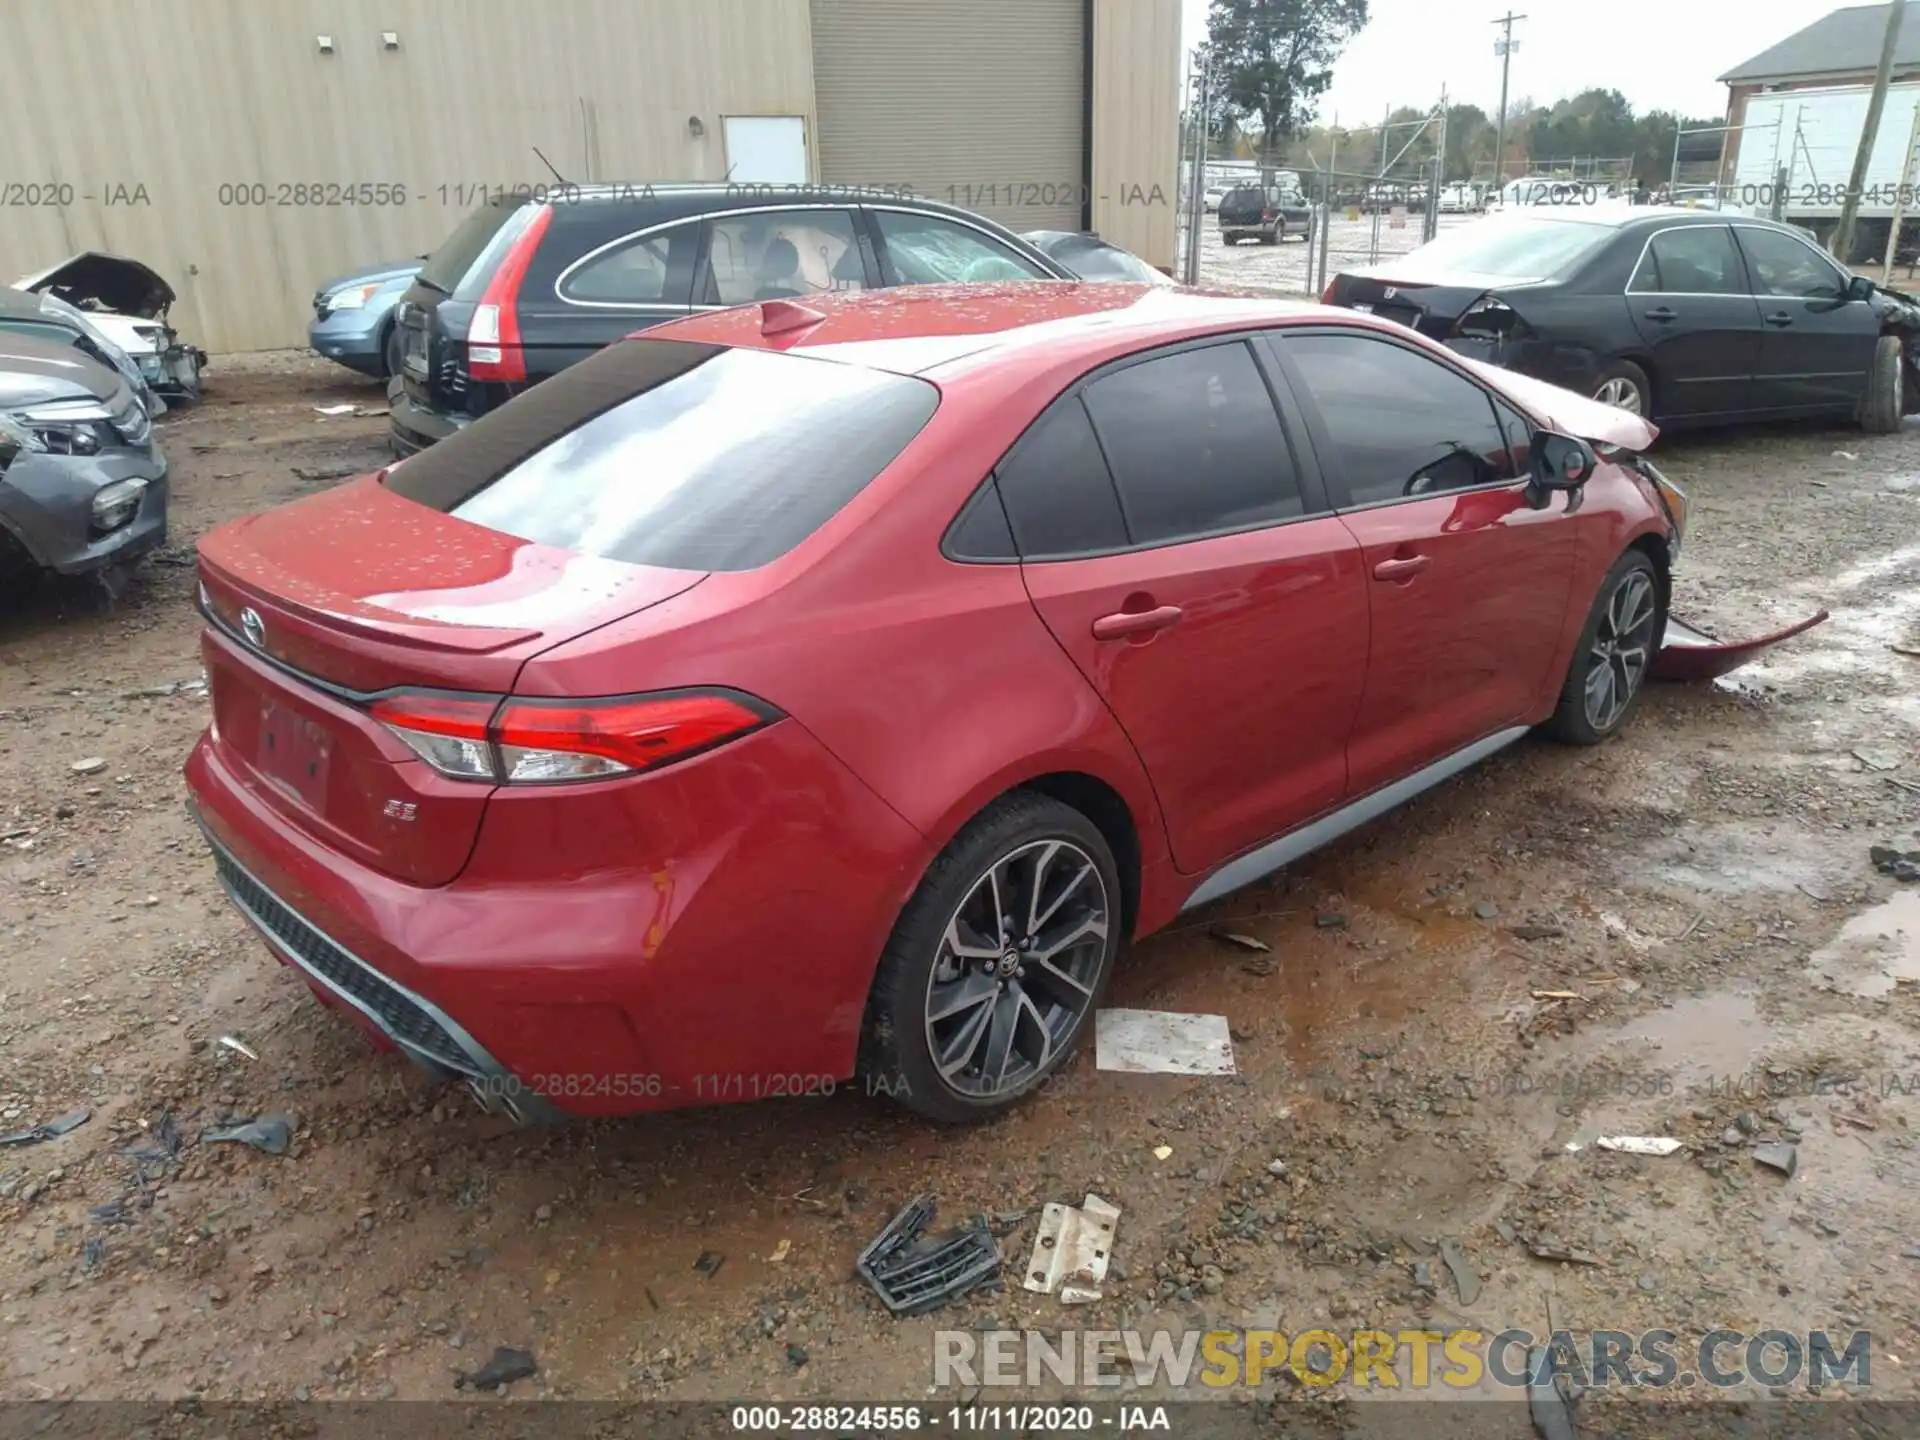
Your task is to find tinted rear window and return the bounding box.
[1049,238,1161,283]
[417,200,523,294]
[1400,216,1612,278]
[385,341,938,571]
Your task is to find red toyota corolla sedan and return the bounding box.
[185,282,1690,1124]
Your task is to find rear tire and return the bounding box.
[1543,550,1662,746]
[1859,333,1902,433]
[1260,229,1279,245]
[860,792,1122,1124]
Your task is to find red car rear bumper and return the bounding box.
[184,719,931,1118]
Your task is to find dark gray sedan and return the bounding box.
[0,331,169,589]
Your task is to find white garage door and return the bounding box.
[810,0,1086,234]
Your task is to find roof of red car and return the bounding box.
[645,281,1327,377]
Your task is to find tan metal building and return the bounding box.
[0,0,1179,353]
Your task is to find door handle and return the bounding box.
[1091,604,1183,640]
[1642,306,1677,323]
[1372,554,1432,582]
[1764,311,1795,327]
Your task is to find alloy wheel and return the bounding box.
[1585,568,1657,731]
[923,839,1110,1100]
[1593,376,1642,413]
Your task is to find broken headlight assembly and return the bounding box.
[90,478,148,533]
[1450,294,1535,342]
[4,399,121,457]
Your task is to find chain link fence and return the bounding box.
[1176,163,1464,298]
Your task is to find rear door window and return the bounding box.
[872,211,1050,285]
[1628,227,1747,295]
[558,223,700,305]
[384,342,937,571]
[702,210,866,304]
[993,398,1130,558]
[1080,342,1305,542]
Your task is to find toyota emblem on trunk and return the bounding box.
[239,607,265,649]
[1383,286,1398,300]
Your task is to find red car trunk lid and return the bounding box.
[196,475,706,886]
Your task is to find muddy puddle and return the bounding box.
[1716,541,1920,724]
[1808,889,1920,997]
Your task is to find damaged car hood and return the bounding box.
[17,253,175,319]
[82,312,170,358]
[1460,356,1660,451]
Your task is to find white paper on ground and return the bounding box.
[1095,1008,1236,1076]
[1595,1135,1684,1156]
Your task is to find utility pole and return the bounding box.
[1491,11,1526,192]
[1883,94,1920,274]
[1835,0,1907,263]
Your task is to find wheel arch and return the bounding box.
[1019,771,1143,944]
[1627,529,1673,633]
[906,764,1152,944]
[1606,350,1662,415]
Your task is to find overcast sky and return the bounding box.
[1180,0,1854,123]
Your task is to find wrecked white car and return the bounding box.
[16,253,206,404]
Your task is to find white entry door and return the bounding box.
[723,116,810,184]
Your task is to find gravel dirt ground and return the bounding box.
[2,343,1918,1429]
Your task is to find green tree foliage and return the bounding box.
[1205,0,1371,148]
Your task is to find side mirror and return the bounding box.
[1847,274,1875,302]
[1527,430,1596,508]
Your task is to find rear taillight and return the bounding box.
[1261,208,1275,222]
[467,203,554,383]
[368,687,778,784]
[1320,279,1337,304]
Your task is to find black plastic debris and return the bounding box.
[693,1249,725,1278]
[455,1346,538,1391]
[1527,1345,1578,1440]
[89,1199,133,1226]
[1871,845,1920,882]
[0,1107,91,1148]
[1439,1237,1482,1306]
[856,1194,1001,1317]
[202,1113,294,1156]
[81,1237,106,1272]
[124,1111,182,1163]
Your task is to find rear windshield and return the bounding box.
[1404,216,1612,278]
[385,341,939,571]
[1050,238,1162,283]
[417,200,524,294]
[1223,188,1263,205]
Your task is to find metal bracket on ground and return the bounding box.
[1022,1193,1121,1304]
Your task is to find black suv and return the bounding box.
[388,185,1074,454]
[1217,184,1313,246]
